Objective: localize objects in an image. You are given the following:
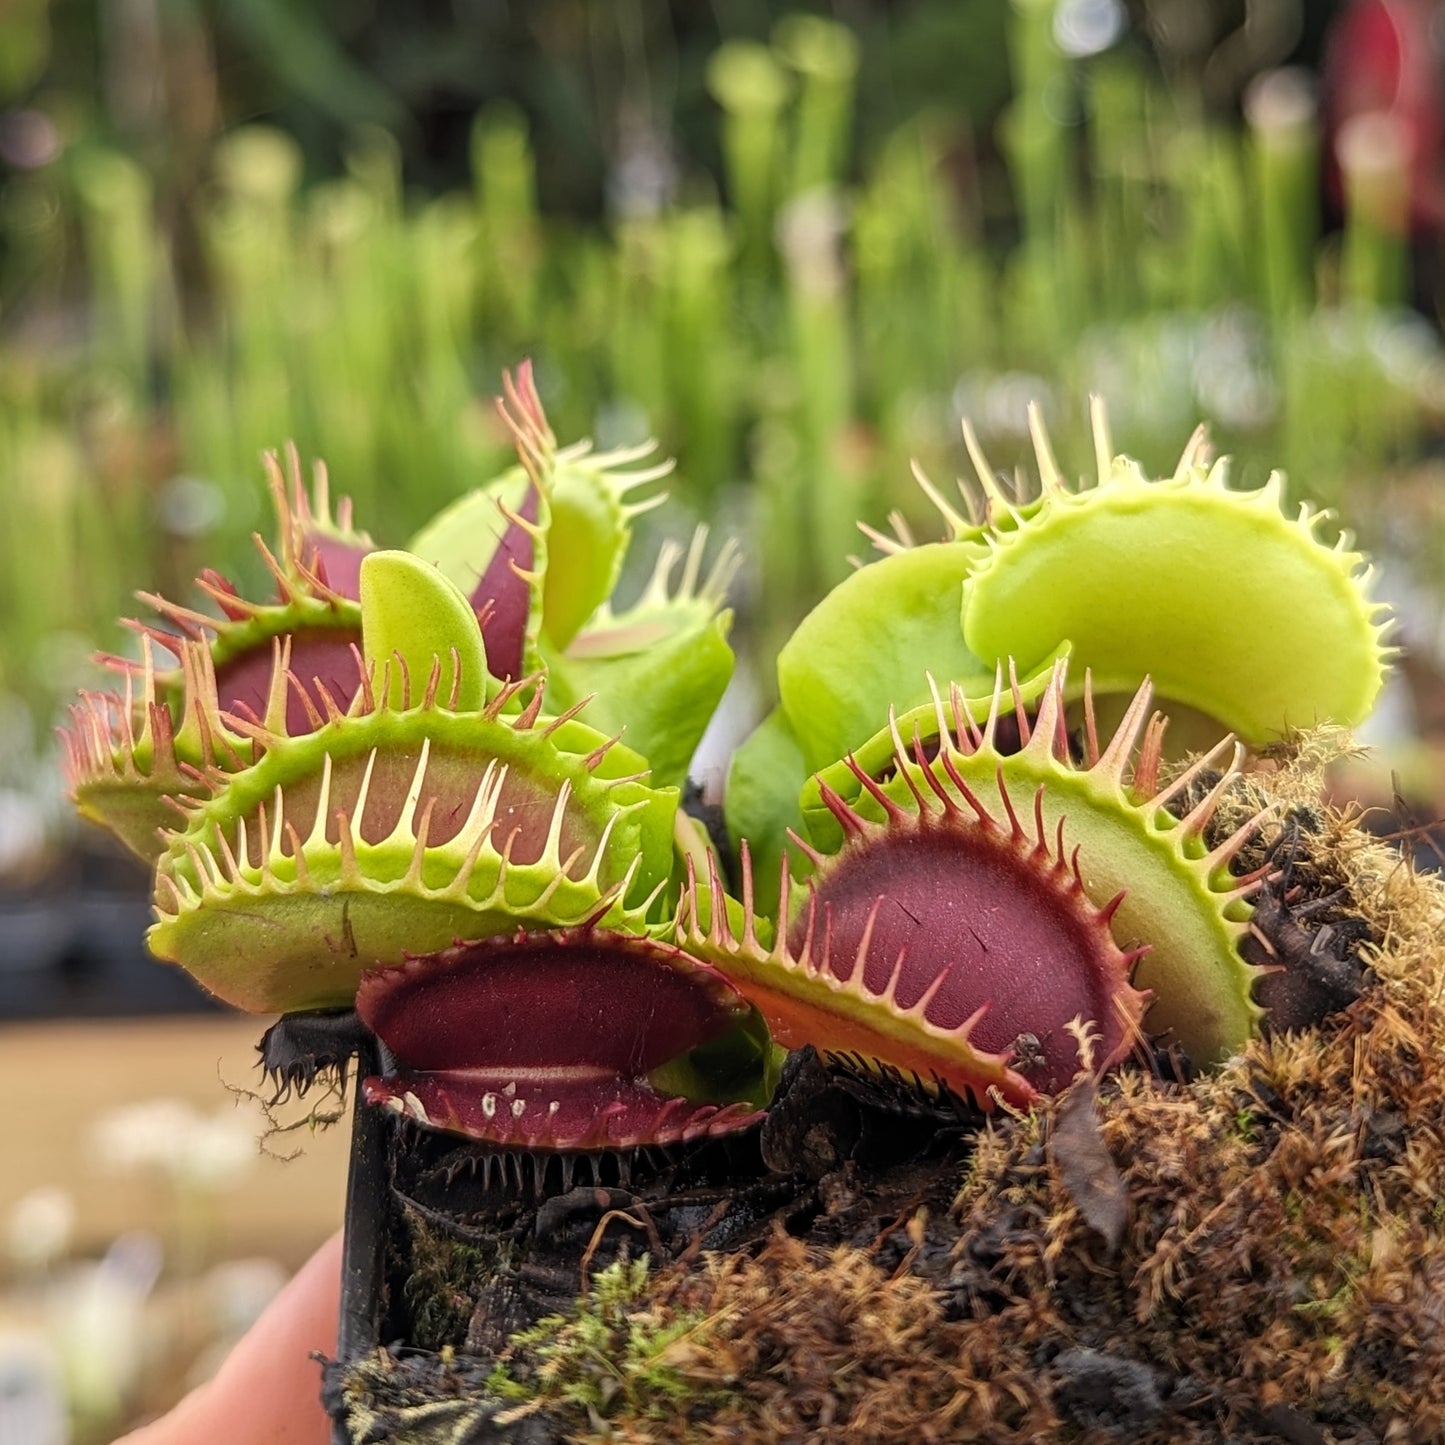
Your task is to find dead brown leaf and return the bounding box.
[1050,1079,1128,1253]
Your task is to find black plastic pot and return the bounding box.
[329,1036,392,1445]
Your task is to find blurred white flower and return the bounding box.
[177,1109,257,1192]
[5,1188,76,1276]
[91,1099,257,1192]
[91,1099,200,1174]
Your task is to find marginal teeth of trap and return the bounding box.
[365,1074,761,1151]
[1180,418,1214,478]
[959,409,1391,747]
[147,691,677,1013]
[907,461,972,538]
[681,869,1039,1108]
[1027,401,1068,495]
[801,659,1270,1070]
[65,635,251,809]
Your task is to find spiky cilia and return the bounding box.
[65,363,738,857]
[408,365,739,791]
[802,661,1269,1067]
[942,399,1394,744]
[149,659,678,1013]
[63,444,373,862]
[357,928,766,1150]
[125,442,373,743]
[409,366,674,670]
[63,636,252,861]
[684,729,1151,1107]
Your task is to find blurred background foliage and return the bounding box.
[3,0,1445,862]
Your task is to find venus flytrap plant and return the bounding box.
[62,366,1398,1157]
[63,446,377,861]
[146,663,672,1014]
[111,519,674,1009]
[62,368,773,1159]
[355,930,767,1151]
[699,661,1266,1107]
[719,399,1393,1096]
[685,760,1150,1110]
[737,398,1389,797]
[150,552,766,1144]
[801,663,1267,1067]
[66,364,738,860]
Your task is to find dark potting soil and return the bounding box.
[320,1041,1366,1445]
[379,1048,982,1348]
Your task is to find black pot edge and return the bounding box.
[331,1037,389,1445]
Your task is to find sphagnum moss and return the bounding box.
[438,753,1445,1445]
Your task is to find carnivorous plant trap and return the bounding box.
[65,376,1437,1444]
